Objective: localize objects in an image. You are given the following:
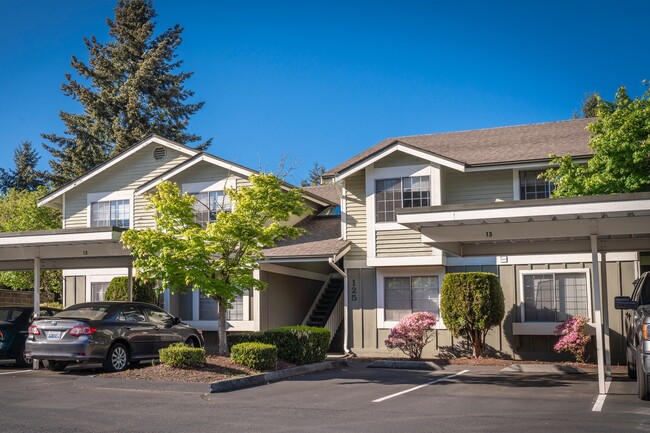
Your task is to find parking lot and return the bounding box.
[1,360,649,433]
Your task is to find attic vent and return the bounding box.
[153,146,167,161]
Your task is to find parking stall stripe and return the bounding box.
[0,370,32,376]
[372,369,469,403]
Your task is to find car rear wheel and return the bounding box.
[14,344,31,368]
[44,360,69,371]
[185,337,199,348]
[627,346,637,380]
[103,343,129,373]
[637,346,650,401]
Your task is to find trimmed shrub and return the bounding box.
[265,326,330,365]
[385,312,437,359]
[554,315,591,362]
[227,332,267,349]
[231,342,277,371]
[159,343,206,368]
[440,272,505,358]
[105,276,157,304]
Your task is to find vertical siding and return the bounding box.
[444,169,513,204]
[64,145,190,228]
[375,229,433,257]
[344,172,367,261]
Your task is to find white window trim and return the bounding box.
[86,190,134,229]
[182,179,236,194]
[366,164,441,263]
[518,268,593,325]
[188,289,252,332]
[376,266,446,330]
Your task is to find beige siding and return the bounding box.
[376,229,433,257]
[444,169,513,205]
[64,145,190,228]
[344,172,367,261]
[257,271,322,330]
[133,194,156,229]
[374,151,428,168]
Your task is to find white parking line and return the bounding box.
[372,369,469,403]
[0,369,32,376]
[591,376,612,412]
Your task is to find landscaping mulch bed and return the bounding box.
[97,355,295,383]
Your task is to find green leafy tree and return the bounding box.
[104,276,158,304]
[43,0,209,186]
[301,162,326,187]
[545,85,650,196]
[0,141,47,193]
[122,174,307,355]
[0,187,62,301]
[440,272,505,358]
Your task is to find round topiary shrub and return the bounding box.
[440,272,505,358]
[231,342,278,371]
[105,276,158,304]
[159,343,206,368]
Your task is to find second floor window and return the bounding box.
[376,176,430,222]
[519,170,554,200]
[191,191,231,227]
[90,199,130,228]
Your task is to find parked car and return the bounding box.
[0,306,60,367]
[25,302,204,372]
[615,271,650,401]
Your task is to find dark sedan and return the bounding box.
[0,306,60,367]
[25,302,204,372]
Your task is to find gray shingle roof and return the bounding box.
[302,185,340,205]
[324,118,595,177]
[264,216,348,259]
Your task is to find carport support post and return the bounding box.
[590,235,605,394]
[33,257,40,370]
[127,266,133,302]
[600,252,612,377]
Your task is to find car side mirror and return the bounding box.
[614,296,638,310]
[173,316,181,325]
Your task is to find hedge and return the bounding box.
[159,343,206,368]
[264,326,330,365]
[227,332,266,349]
[105,276,158,304]
[231,342,277,371]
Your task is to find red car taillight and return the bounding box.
[28,325,40,335]
[69,326,97,336]
[644,324,649,340]
[0,330,4,339]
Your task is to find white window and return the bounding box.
[91,282,109,302]
[384,275,439,321]
[199,290,247,321]
[376,176,430,222]
[520,270,591,322]
[90,199,130,228]
[191,190,230,228]
[519,170,554,200]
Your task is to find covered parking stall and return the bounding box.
[396,192,650,395]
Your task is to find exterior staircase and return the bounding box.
[302,276,345,343]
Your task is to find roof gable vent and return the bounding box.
[153,146,167,161]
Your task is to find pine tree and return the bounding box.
[301,162,326,187]
[43,0,209,186]
[0,141,46,193]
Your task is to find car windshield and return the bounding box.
[0,307,26,322]
[55,305,110,320]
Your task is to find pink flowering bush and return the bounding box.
[553,315,591,362]
[385,312,437,359]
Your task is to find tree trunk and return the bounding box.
[218,301,229,356]
[470,329,484,358]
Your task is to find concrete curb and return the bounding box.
[367,360,442,371]
[210,359,348,393]
[500,364,586,374]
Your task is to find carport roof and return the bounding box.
[396,192,650,257]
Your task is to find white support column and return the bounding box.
[33,257,40,370]
[253,269,261,332]
[600,251,612,377]
[590,235,606,395]
[127,266,133,302]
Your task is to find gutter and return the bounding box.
[329,251,351,355]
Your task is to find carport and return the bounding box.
[396,191,650,395]
[0,226,134,319]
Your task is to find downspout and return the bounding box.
[329,255,351,355]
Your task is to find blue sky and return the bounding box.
[0,0,647,184]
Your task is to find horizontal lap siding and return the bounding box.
[376,229,432,257]
[344,172,367,261]
[64,146,190,228]
[444,169,513,204]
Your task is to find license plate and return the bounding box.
[46,331,62,340]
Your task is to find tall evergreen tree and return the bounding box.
[301,162,326,187]
[43,0,209,186]
[0,141,46,193]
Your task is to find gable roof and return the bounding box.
[39,134,199,209]
[323,118,595,179]
[302,185,340,206]
[264,215,349,259]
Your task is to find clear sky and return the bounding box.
[0,0,647,184]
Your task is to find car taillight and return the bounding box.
[0,330,4,339]
[28,326,40,335]
[644,324,650,340]
[69,326,97,336]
